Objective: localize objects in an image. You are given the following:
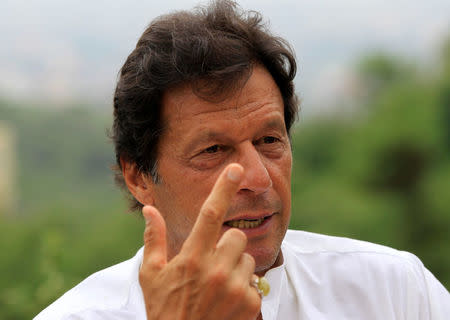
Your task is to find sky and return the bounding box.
[0,0,449,115]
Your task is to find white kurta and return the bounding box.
[35,230,450,319]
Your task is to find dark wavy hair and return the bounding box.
[112,0,299,211]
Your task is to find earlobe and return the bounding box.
[120,157,155,206]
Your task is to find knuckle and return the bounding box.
[138,268,150,284]
[139,258,164,282]
[201,204,220,221]
[181,255,201,275]
[151,257,166,270]
[208,268,228,286]
[229,282,246,298]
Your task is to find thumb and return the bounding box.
[141,205,167,272]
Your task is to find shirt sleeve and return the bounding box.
[405,252,450,320]
[422,267,450,319]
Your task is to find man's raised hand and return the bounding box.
[139,164,262,320]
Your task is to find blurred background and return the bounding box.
[1,0,449,318]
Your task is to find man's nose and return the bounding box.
[236,142,272,195]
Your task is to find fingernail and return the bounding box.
[227,165,243,182]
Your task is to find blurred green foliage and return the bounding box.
[0,107,145,318]
[290,40,450,290]
[1,41,449,318]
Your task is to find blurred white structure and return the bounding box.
[0,123,16,214]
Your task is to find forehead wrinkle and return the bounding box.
[187,99,278,123]
[186,81,281,118]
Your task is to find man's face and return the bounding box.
[144,65,292,273]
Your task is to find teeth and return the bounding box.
[226,218,264,229]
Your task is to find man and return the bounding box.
[35,0,449,319]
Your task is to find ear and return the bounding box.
[120,157,155,206]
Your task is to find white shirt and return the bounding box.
[35,230,450,319]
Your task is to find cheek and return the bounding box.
[156,169,218,221]
[270,152,292,189]
[270,154,292,220]
[183,172,219,208]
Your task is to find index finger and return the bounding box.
[184,163,243,252]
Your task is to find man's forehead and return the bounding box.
[160,67,282,124]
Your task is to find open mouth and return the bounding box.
[224,216,271,229]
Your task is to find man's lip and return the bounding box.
[223,212,275,223]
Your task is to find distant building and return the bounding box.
[0,122,16,214]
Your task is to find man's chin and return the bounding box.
[248,245,283,276]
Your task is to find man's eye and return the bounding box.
[204,145,220,153]
[263,136,279,144]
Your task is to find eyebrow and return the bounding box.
[262,119,286,133]
[184,118,286,153]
